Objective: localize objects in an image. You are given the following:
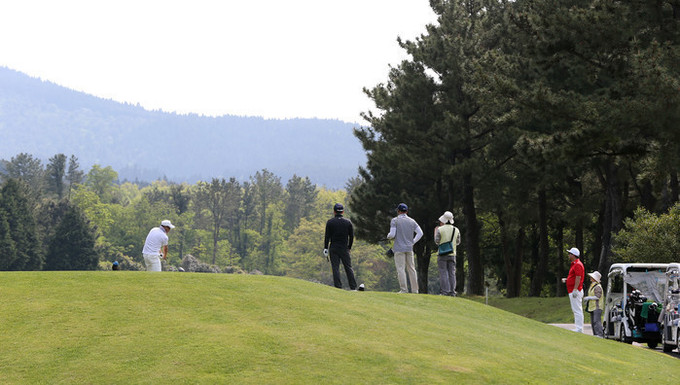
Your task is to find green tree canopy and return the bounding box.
[44,203,98,270]
[45,153,67,200]
[85,164,119,203]
[613,204,680,264]
[0,179,43,270]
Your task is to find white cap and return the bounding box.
[161,220,175,229]
[566,247,580,257]
[438,211,454,224]
[588,271,601,283]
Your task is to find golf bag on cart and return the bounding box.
[624,290,661,340]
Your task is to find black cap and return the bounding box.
[397,203,408,212]
[334,203,344,212]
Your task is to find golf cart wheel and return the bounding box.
[663,342,674,353]
[647,340,658,349]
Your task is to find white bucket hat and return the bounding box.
[588,271,601,283]
[438,211,454,224]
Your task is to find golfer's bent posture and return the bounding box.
[142,220,175,271]
[323,203,357,290]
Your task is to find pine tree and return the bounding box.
[284,175,318,233]
[44,204,98,270]
[0,208,17,270]
[499,0,680,279]
[353,0,509,294]
[193,178,241,265]
[45,154,67,200]
[66,155,84,201]
[0,179,43,270]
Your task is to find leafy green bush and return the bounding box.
[613,204,680,263]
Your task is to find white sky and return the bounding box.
[0,1,437,123]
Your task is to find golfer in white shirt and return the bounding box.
[142,220,175,271]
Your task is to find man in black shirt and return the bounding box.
[323,203,357,290]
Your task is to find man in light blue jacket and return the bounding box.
[387,203,423,293]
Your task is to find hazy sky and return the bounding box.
[0,1,437,123]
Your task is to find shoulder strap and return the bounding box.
[446,225,455,243]
[450,226,458,243]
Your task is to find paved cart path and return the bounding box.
[549,323,680,358]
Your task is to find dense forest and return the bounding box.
[348,0,680,296]
[0,153,408,292]
[3,1,680,298]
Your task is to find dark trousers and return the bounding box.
[437,255,456,296]
[590,309,604,337]
[330,247,357,290]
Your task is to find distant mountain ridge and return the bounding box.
[0,67,366,188]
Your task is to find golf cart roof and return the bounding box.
[608,263,669,303]
[608,263,669,277]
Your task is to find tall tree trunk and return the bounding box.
[530,189,549,297]
[670,171,679,207]
[456,247,465,295]
[508,227,525,298]
[462,173,483,295]
[178,235,184,261]
[500,212,523,298]
[416,223,433,294]
[212,225,219,265]
[591,200,605,271]
[555,225,566,296]
[597,161,623,289]
[528,225,538,296]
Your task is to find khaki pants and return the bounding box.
[394,251,418,293]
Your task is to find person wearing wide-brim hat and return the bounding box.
[433,211,461,296]
[583,271,604,337]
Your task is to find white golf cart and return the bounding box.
[603,263,669,348]
[661,263,680,353]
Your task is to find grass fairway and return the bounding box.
[0,272,677,384]
[466,295,575,323]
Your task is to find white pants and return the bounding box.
[143,253,162,272]
[394,251,418,293]
[569,289,584,332]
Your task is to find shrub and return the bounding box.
[613,203,680,263]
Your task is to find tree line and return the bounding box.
[349,0,680,296]
[0,152,405,292]
[4,2,680,297]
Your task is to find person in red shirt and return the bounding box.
[562,247,585,332]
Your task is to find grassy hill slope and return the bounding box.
[466,295,575,323]
[0,272,676,384]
